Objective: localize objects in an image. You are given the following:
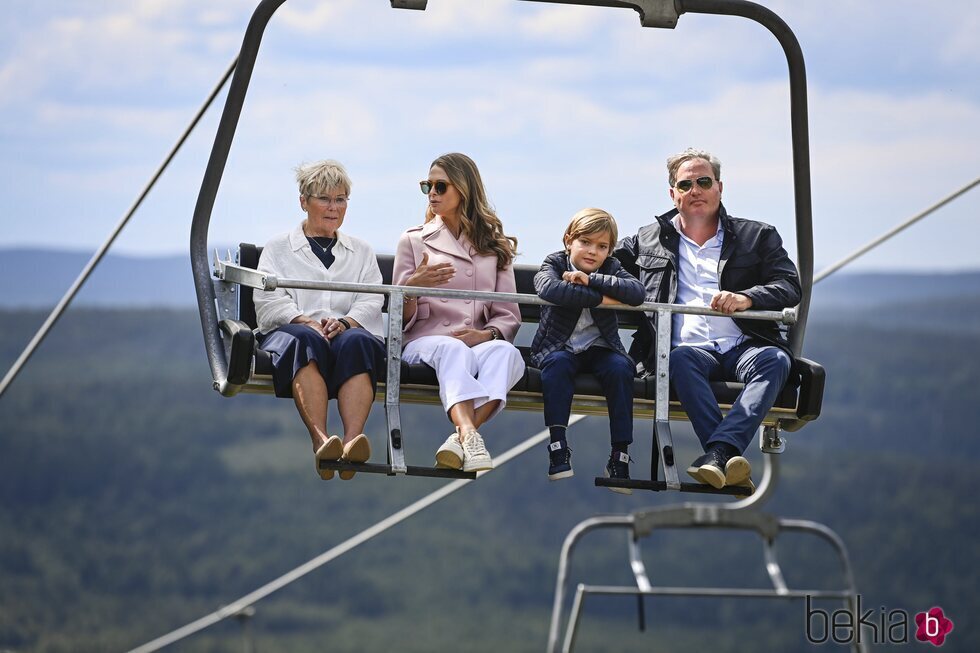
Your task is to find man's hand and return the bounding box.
[710,291,752,314]
[562,270,590,286]
[600,295,623,306]
[452,328,493,347]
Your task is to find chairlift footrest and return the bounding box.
[319,460,475,479]
[594,477,752,496]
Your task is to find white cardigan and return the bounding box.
[253,222,384,338]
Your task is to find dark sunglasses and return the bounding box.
[674,176,715,192]
[420,180,451,195]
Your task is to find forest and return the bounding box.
[0,282,978,652]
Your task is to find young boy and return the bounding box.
[532,208,646,493]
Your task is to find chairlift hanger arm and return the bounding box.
[519,0,679,28]
[394,0,679,28]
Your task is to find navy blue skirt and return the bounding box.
[257,324,385,399]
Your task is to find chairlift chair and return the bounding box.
[192,0,825,498]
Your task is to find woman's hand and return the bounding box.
[319,317,349,340]
[562,270,590,286]
[292,314,330,339]
[406,252,455,288]
[452,328,493,347]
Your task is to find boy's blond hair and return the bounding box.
[563,207,618,249]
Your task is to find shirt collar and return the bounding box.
[289,221,354,252]
[670,214,724,248]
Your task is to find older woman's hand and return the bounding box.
[320,317,349,340]
[406,252,455,288]
[291,314,330,339]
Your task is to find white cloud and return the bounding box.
[2,0,979,273]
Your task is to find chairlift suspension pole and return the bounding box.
[0,58,239,402]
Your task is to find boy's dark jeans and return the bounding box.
[540,347,635,445]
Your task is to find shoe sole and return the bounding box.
[698,464,726,489]
[732,478,756,499]
[725,456,751,486]
[315,436,343,481]
[435,449,463,470]
[548,469,574,481]
[686,465,706,484]
[463,458,493,473]
[340,434,371,481]
[604,469,633,495]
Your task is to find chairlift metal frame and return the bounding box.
[193,0,821,494]
[547,503,867,653]
[188,0,861,649]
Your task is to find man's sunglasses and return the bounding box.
[673,176,715,192]
[420,180,452,195]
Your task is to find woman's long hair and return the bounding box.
[426,153,518,270]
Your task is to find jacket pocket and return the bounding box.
[635,255,670,301]
[636,254,670,271]
[722,252,761,289]
[415,302,430,321]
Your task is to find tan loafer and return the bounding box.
[315,435,343,480]
[340,434,371,480]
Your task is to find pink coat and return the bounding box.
[393,216,521,344]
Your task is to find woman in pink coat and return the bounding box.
[393,153,525,472]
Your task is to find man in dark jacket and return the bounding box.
[614,148,801,492]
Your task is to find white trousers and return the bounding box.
[402,335,526,420]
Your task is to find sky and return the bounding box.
[1,0,978,273]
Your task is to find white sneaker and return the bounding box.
[461,430,493,472]
[435,433,464,469]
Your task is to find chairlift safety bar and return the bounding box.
[215,259,798,324]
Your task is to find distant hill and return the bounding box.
[1,247,978,311]
[811,270,980,311]
[0,248,200,308]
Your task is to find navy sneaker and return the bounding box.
[604,451,633,495]
[548,441,574,481]
[686,447,727,489]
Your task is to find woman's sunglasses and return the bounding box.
[420,180,451,195]
[674,176,715,192]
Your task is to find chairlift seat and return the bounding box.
[227,244,822,425]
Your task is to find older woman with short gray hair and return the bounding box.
[254,159,385,480]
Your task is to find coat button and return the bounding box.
[466,269,473,276]
[443,320,451,326]
[464,299,471,304]
[441,298,449,303]
[464,318,472,325]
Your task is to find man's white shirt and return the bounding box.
[670,215,745,353]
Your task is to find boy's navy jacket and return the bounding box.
[530,251,645,367]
